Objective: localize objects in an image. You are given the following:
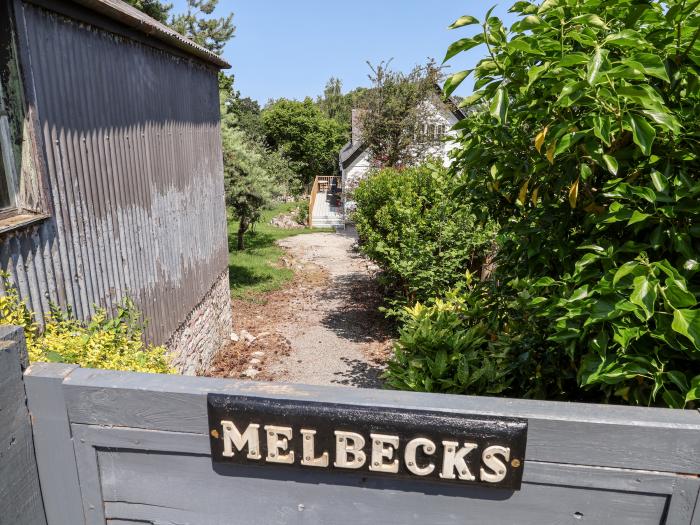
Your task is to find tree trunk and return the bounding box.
[237,219,248,250]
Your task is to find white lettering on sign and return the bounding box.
[369,433,399,474]
[480,445,510,483]
[221,420,261,460]
[264,425,294,464]
[215,420,516,484]
[440,440,478,481]
[404,437,436,476]
[333,431,366,469]
[300,428,329,467]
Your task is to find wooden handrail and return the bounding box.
[308,177,319,227]
[308,175,341,226]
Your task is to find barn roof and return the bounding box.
[69,0,231,68]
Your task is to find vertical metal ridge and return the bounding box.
[0,3,229,344]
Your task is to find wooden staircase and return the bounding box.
[308,176,344,228]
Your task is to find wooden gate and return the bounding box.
[3,326,700,524]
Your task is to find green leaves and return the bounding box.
[628,114,656,156]
[489,87,509,124]
[443,70,472,97]
[569,13,607,28]
[449,15,479,29]
[630,275,657,319]
[586,47,606,85]
[443,34,485,62]
[435,0,700,409]
[632,53,670,82]
[672,309,700,349]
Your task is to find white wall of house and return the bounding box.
[340,95,462,219]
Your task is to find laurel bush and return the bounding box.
[379,0,700,407]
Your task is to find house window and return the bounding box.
[0,80,17,212]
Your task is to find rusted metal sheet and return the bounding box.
[0,2,228,345]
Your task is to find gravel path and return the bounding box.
[266,227,391,387]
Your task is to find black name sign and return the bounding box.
[207,394,528,490]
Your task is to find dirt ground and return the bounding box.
[205,227,394,388]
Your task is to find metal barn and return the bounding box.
[0,0,232,372]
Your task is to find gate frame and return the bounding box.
[0,329,698,523]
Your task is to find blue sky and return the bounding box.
[171,1,518,105]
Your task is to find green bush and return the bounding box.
[353,162,497,312]
[386,280,511,395]
[0,274,173,373]
[383,0,700,407]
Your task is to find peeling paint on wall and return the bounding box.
[0,3,230,347]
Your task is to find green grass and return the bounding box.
[228,201,331,300]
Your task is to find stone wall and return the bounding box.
[166,270,232,375]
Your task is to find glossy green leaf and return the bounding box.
[570,14,607,28]
[666,370,689,392]
[628,114,656,156]
[489,87,508,124]
[664,278,697,309]
[672,309,700,349]
[449,15,479,29]
[642,109,681,134]
[560,52,589,66]
[444,34,485,62]
[508,38,545,55]
[633,53,670,82]
[458,90,485,107]
[443,70,473,97]
[592,114,612,145]
[650,170,669,192]
[627,210,651,225]
[602,154,618,175]
[605,29,647,48]
[630,275,657,319]
[613,261,640,284]
[586,47,605,85]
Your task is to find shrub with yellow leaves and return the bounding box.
[0,272,174,374]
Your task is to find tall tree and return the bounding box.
[262,98,348,186]
[222,127,278,250]
[170,0,235,54]
[124,0,172,23]
[316,78,369,131]
[359,60,443,168]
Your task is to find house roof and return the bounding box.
[67,0,231,68]
[339,140,368,170]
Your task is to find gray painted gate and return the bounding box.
[3,326,700,524]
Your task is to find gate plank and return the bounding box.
[0,327,47,525]
[24,362,85,525]
[61,368,700,474]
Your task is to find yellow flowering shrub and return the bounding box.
[0,273,174,374]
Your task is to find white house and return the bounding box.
[338,91,466,218]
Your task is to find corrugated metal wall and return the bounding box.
[0,2,229,345]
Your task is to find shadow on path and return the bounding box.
[318,273,393,344]
[331,356,385,388]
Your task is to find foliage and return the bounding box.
[316,78,369,131]
[358,60,444,167]
[123,0,172,23]
[386,285,511,394]
[419,0,700,407]
[295,200,309,226]
[0,274,172,373]
[227,202,331,299]
[170,0,235,54]
[353,162,497,312]
[262,98,349,186]
[222,125,279,250]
